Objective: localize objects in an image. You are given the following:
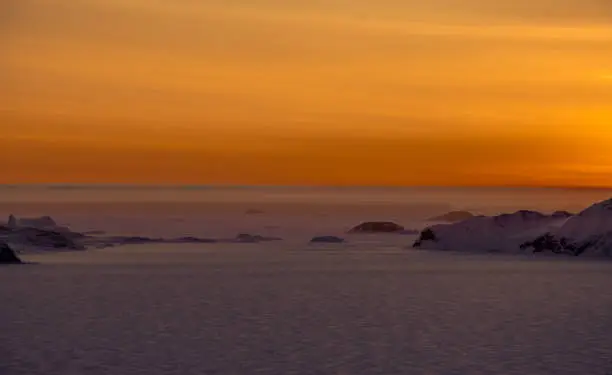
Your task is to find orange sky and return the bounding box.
[2,0,612,186]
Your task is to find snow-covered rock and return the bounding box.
[554,200,612,242]
[0,226,86,250]
[521,199,612,256]
[1,217,223,251]
[5,215,71,231]
[15,215,58,229]
[414,199,612,256]
[413,210,570,253]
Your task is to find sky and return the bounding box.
[2,0,612,186]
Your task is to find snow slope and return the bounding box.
[415,199,612,256]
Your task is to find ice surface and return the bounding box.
[2,246,612,375]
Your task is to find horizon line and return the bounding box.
[1,183,612,191]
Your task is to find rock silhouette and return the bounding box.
[348,222,404,233]
[310,236,345,243]
[7,215,17,228]
[235,234,282,243]
[0,243,22,264]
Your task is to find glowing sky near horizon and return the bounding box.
[1,0,612,186]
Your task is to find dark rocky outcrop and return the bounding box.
[348,222,404,233]
[310,236,345,243]
[110,236,162,245]
[7,214,17,228]
[235,234,282,243]
[520,233,564,254]
[0,243,22,264]
[413,228,437,248]
[521,234,601,256]
[84,235,218,248]
[171,237,217,244]
[428,211,475,223]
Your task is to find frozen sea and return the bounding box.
[1,186,612,374]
